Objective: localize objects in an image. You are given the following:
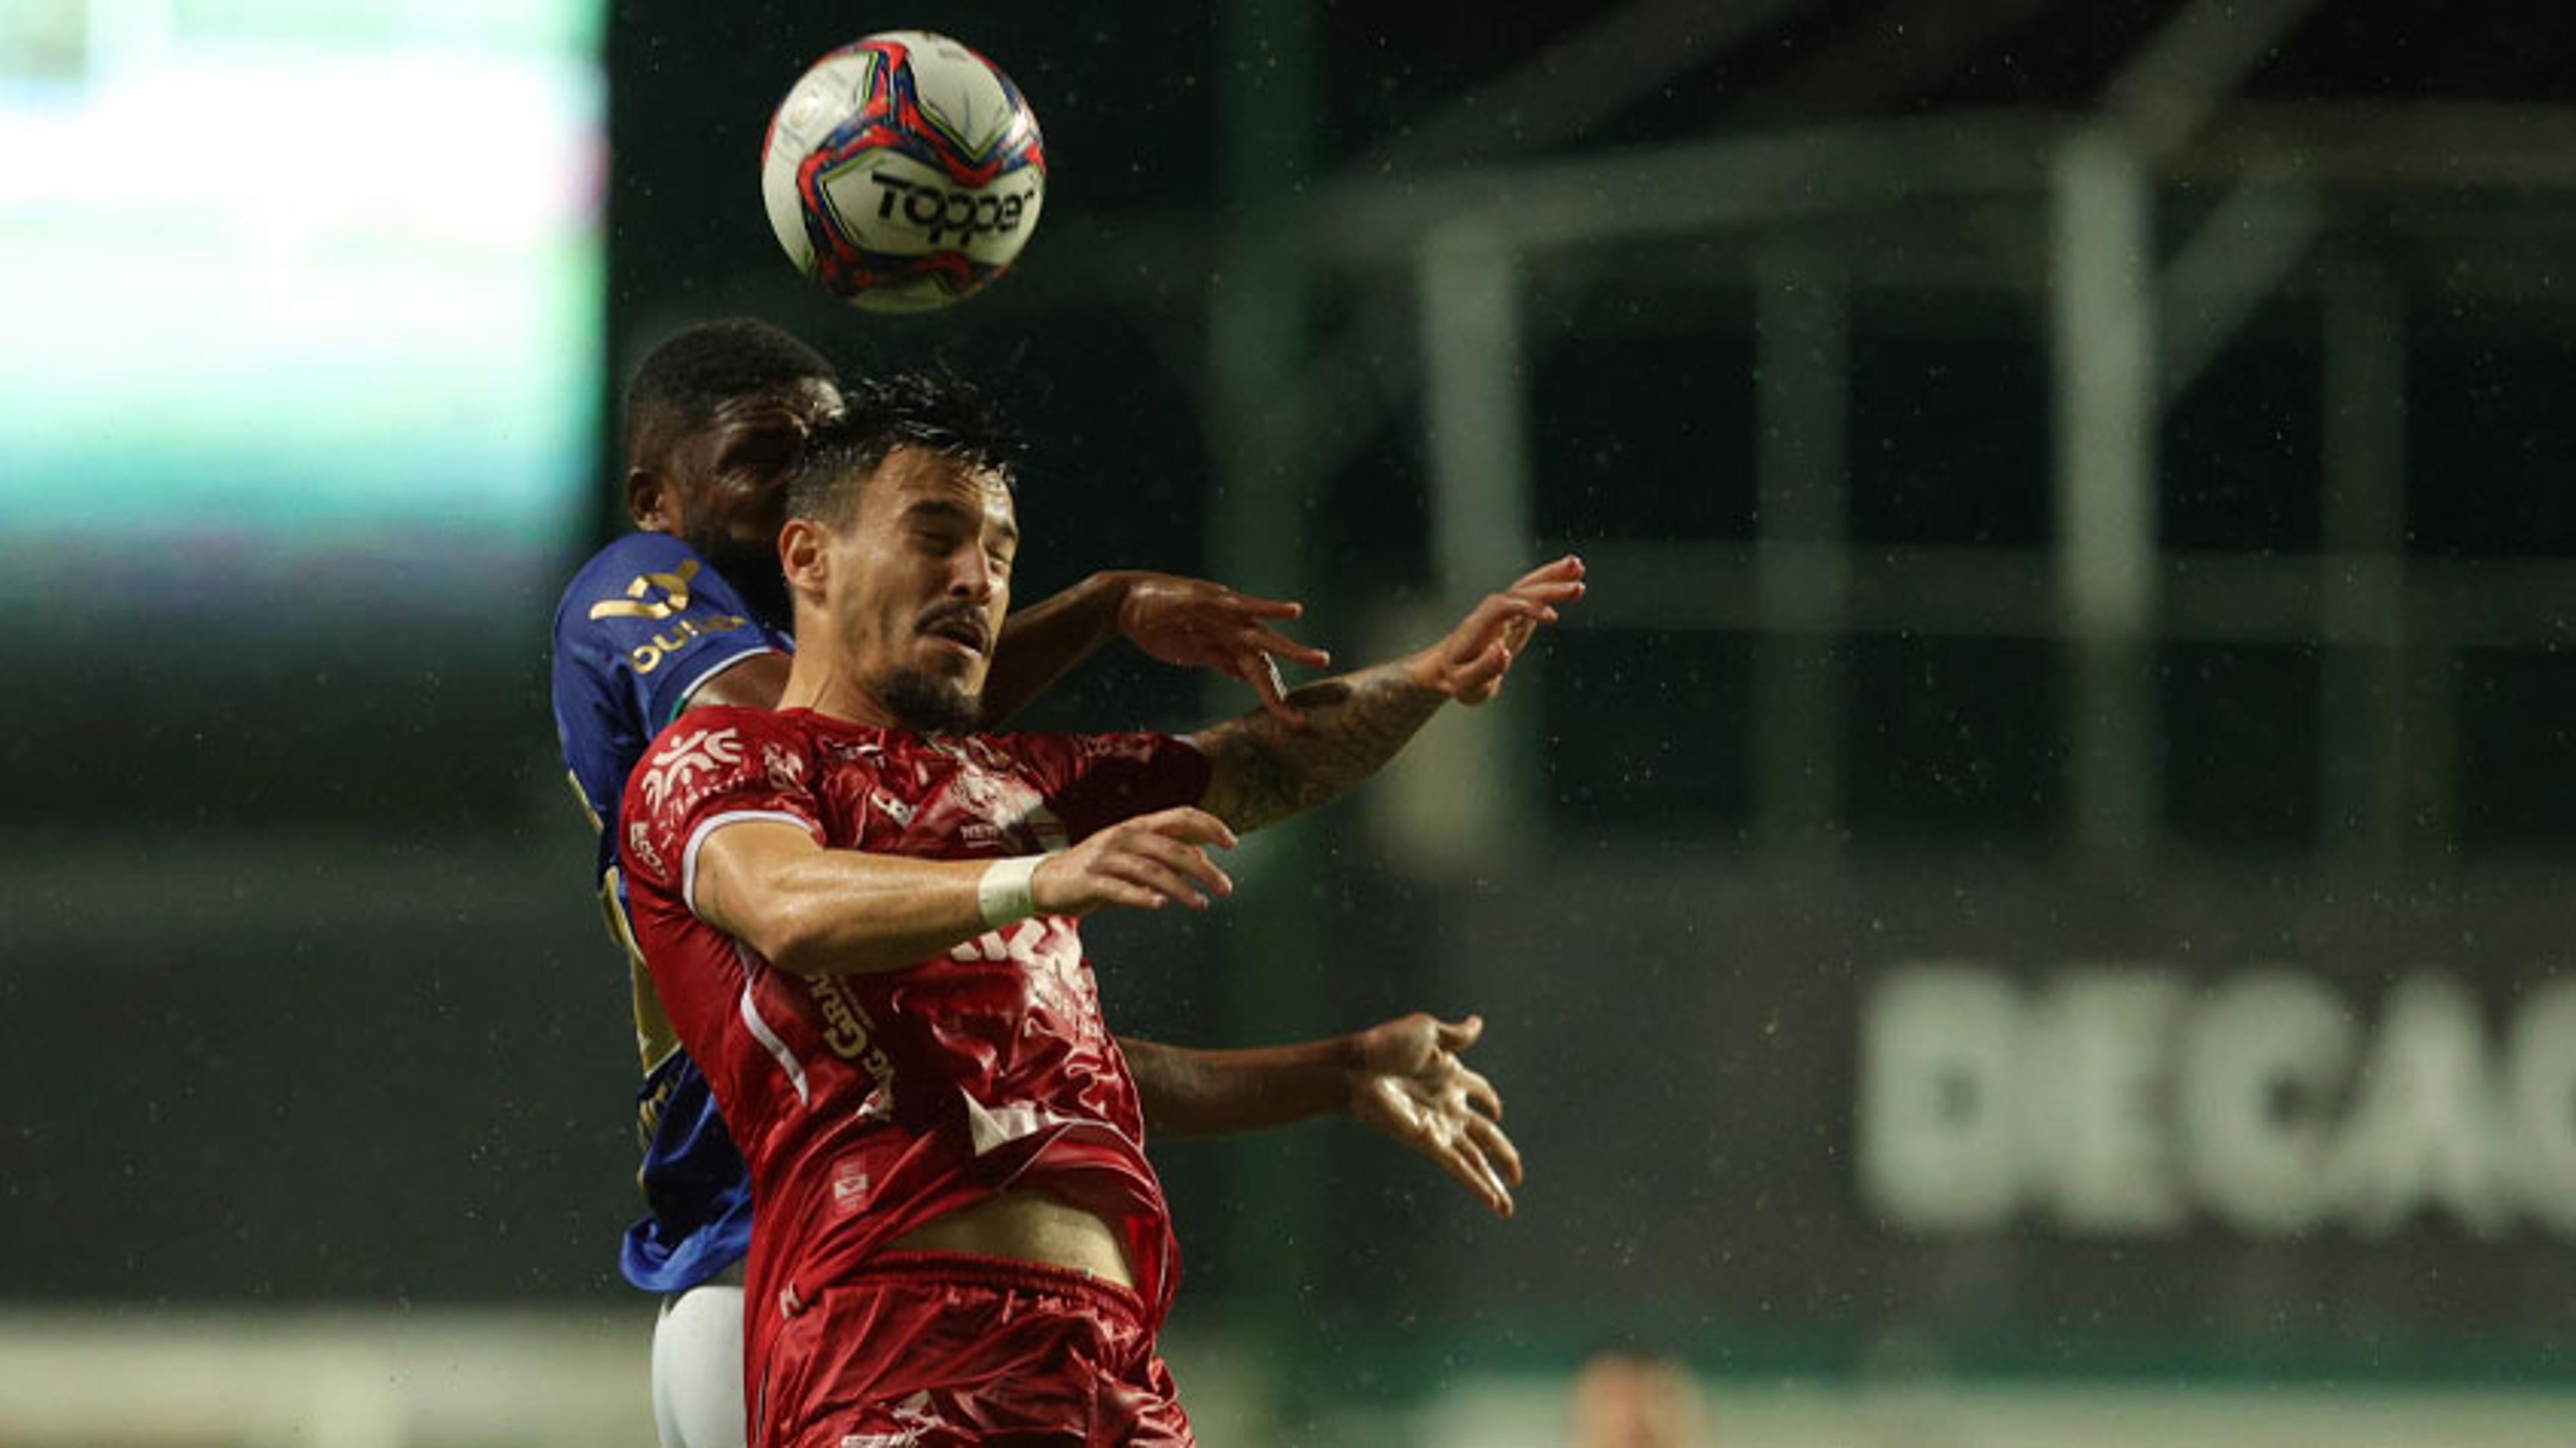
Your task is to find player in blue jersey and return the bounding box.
[553,318,1524,1448]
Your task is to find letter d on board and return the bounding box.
[1858,963,2024,1231]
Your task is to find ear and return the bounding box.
[627,467,674,531]
[780,517,830,601]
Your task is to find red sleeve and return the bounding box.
[1012,731,1213,843]
[619,707,826,916]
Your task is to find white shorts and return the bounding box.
[652,1283,746,1448]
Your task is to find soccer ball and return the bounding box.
[760,31,1046,313]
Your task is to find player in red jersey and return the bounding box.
[577,321,1527,1448]
[620,370,1582,1445]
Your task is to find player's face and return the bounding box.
[835,445,1018,732]
[637,376,842,622]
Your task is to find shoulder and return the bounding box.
[555,533,702,618]
[636,705,806,779]
[555,534,727,654]
[625,707,828,854]
[987,729,1205,813]
[631,708,902,792]
[553,535,784,708]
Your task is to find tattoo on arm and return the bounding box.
[1197,662,1446,832]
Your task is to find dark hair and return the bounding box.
[623,317,837,452]
[784,368,1019,524]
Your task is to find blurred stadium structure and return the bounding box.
[7,0,2576,1443]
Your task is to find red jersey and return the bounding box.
[618,705,1213,1389]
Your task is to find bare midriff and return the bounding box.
[883,1186,1134,1288]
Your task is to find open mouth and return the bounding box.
[920,613,990,658]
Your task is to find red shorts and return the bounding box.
[757,1251,1195,1447]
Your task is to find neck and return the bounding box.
[775,653,898,727]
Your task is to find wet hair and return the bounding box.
[784,368,1020,525]
[623,317,837,457]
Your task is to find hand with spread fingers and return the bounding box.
[1115,572,1333,722]
[1407,555,1587,707]
[1346,1012,1523,1218]
[1031,805,1238,917]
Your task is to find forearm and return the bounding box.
[698,832,1001,976]
[1192,659,1446,832]
[1122,1034,1357,1138]
[975,572,1132,727]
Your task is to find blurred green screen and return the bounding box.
[0,0,602,617]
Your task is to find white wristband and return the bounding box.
[976,855,1042,929]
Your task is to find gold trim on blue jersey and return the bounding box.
[598,866,685,1076]
[564,768,604,833]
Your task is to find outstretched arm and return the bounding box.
[671,572,1327,726]
[977,570,1331,727]
[1122,1013,1522,1217]
[692,807,1240,976]
[1193,556,1585,833]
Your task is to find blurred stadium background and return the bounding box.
[6,0,2576,1443]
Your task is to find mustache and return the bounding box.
[916,600,992,650]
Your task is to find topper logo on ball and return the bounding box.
[866,174,1040,248]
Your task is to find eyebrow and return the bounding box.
[904,497,1018,546]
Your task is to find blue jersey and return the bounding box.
[550,531,790,1293]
